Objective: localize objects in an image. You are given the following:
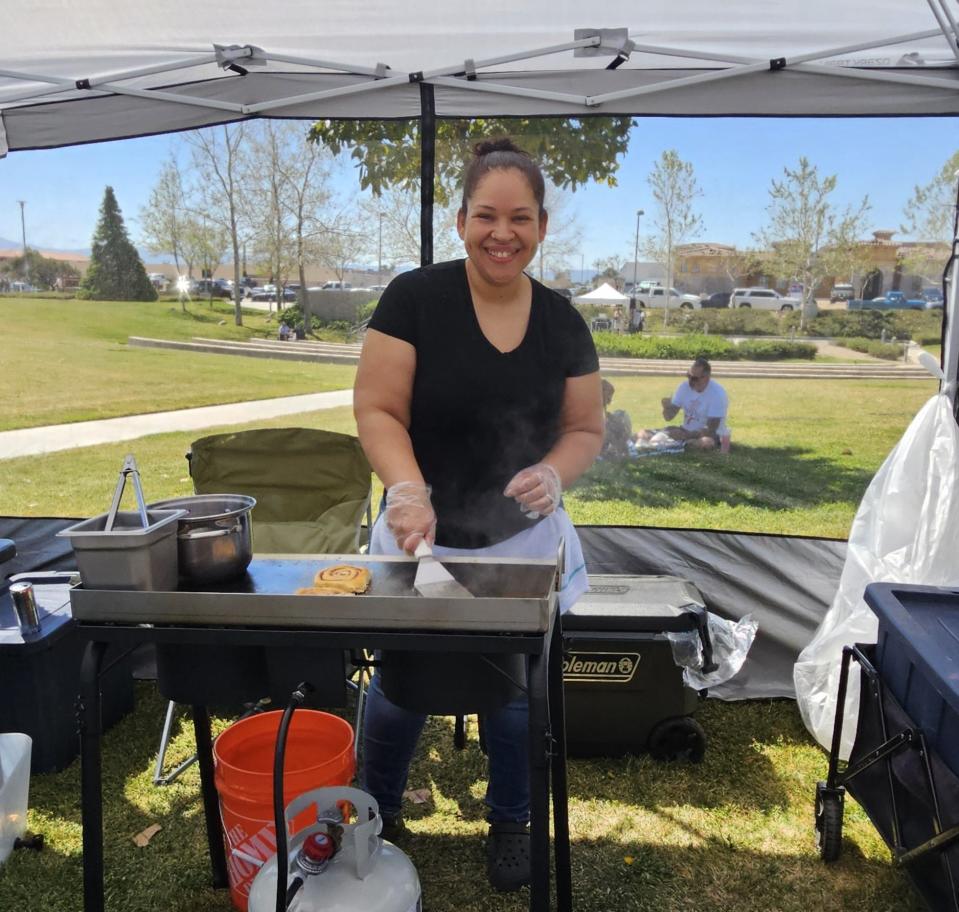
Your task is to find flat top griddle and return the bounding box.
[70,554,560,633]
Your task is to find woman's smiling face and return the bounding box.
[457,167,548,289]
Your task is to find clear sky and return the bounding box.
[1,117,957,270]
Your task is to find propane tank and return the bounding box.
[247,786,421,912]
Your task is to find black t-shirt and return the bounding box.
[369,259,599,549]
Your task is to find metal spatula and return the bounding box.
[413,540,474,598]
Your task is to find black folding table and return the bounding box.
[73,554,572,912]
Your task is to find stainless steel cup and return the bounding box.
[10,581,42,635]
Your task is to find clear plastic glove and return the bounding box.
[385,482,436,553]
[503,463,562,519]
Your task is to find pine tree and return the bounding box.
[78,186,158,301]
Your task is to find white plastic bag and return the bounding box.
[794,393,959,758]
[667,613,758,690]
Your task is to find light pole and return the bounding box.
[580,252,584,285]
[377,212,384,281]
[17,200,28,285]
[632,209,644,294]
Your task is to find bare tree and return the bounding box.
[138,155,188,273]
[243,122,297,313]
[185,125,249,325]
[754,156,870,328]
[592,255,627,289]
[900,150,959,285]
[360,184,461,268]
[180,215,229,302]
[318,208,369,282]
[273,124,335,307]
[536,183,583,283]
[644,150,703,327]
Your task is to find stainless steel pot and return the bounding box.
[147,494,256,585]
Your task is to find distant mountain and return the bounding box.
[0,237,181,268]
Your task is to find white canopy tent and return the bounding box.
[2,0,959,723]
[5,0,959,154]
[573,283,629,307]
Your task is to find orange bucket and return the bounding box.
[213,709,355,911]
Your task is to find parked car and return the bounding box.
[634,285,700,310]
[730,287,802,312]
[251,286,296,303]
[920,287,944,309]
[191,278,232,298]
[847,290,925,310]
[829,283,855,303]
[700,291,731,309]
[321,280,352,290]
[147,272,170,291]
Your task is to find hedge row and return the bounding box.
[592,332,816,361]
[841,337,906,361]
[803,309,942,344]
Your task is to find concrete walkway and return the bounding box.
[0,389,353,459]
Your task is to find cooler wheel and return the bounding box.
[647,716,707,763]
[814,781,844,862]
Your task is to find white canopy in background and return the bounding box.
[573,283,630,306]
[4,0,959,153]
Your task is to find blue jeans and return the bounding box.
[361,671,530,824]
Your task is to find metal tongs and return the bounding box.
[413,540,474,599]
[104,455,150,531]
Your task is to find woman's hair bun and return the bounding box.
[473,137,527,158]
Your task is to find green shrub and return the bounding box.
[735,339,817,360]
[888,310,944,345]
[841,337,904,360]
[804,310,893,339]
[592,332,734,360]
[591,332,816,361]
[672,309,782,336]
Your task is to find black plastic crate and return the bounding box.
[865,583,959,780]
[0,573,134,773]
[562,575,708,759]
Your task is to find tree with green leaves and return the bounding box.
[754,157,870,327]
[901,150,958,284]
[0,248,80,290]
[644,150,703,328]
[138,155,188,274]
[308,117,634,207]
[78,186,157,301]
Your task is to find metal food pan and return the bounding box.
[58,509,185,591]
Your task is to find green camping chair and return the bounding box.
[152,427,373,785]
[188,426,373,554]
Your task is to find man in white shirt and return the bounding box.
[638,357,728,450]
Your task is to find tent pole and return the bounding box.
[419,82,435,268]
[925,0,959,64]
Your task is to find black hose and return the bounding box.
[274,682,314,912]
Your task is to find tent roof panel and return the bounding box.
[3,1,959,152]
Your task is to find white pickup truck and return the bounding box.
[634,285,701,310]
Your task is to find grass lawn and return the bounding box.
[0,297,356,431]
[567,375,936,538]
[0,377,936,537]
[0,685,922,912]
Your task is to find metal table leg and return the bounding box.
[548,619,573,912]
[528,644,551,912]
[191,705,229,889]
[79,640,109,912]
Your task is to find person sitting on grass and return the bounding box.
[636,357,728,451]
[278,320,291,341]
[600,379,633,460]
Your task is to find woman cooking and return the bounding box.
[354,137,604,892]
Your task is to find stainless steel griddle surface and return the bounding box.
[70,555,559,633]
